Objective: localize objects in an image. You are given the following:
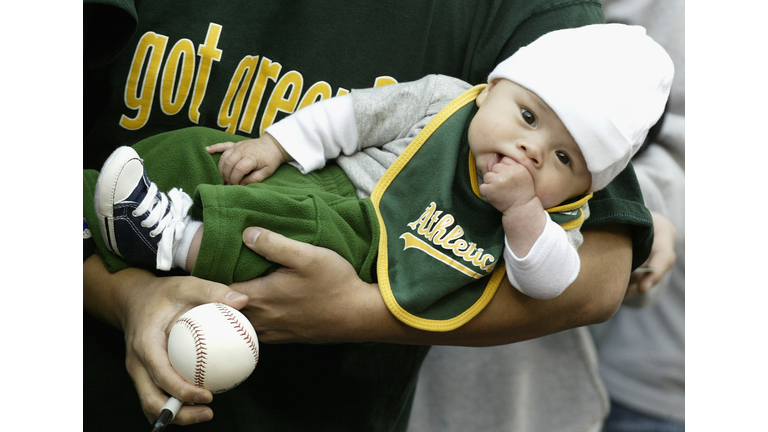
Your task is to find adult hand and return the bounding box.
[625,210,676,298]
[231,227,384,343]
[83,256,249,426]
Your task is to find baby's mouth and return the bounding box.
[487,153,502,173]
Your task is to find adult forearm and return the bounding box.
[83,254,131,330]
[359,224,632,346]
[235,224,631,346]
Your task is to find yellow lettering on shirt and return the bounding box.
[160,39,195,115]
[119,32,168,130]
[374,76,398,87]
[238,57,281,134]
[297,81,333,110]
[118,23,403,135]
[218,56,260,134]
[260,70,304,135]
[189,23,223,124]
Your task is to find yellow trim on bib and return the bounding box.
[371,84,499,332]
[545,192,592,231]
[372,85,485,195]
[468,150,482,198]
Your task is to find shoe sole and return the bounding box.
[94,146,144,257]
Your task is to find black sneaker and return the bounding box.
[94,147,192,270]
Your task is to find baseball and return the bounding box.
[168,303,259,394]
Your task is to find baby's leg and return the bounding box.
[189,164,380,285]
[183,224,204,273]
[84,127,248,274]
[85,126,379,285]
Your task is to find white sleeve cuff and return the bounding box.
[265,94,359,174]
[504,216,580,299]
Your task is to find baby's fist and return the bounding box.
[206,133,289,185]
[479,157,537,213]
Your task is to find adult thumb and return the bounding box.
[243,227,263,247]
[242,226,313,269]
[184,277,249,310]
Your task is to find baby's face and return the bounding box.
[468,79,592,209]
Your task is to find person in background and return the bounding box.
[593,0,685,429]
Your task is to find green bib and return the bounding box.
[371,85,507,331]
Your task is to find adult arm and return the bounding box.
[233,223,631,346]
[83,254,249,426]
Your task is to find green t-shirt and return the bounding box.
[84,0,608,166]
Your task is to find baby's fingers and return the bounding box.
[240,165,277,185]
[206,142,235,154]
[229,157,258,185]
[217,148,247,184]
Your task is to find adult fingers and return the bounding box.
[129,277,247,424]
[129,349,214,426]
[637,260,672,293]
[135,329,209,405]
[623,212,676,295]
[242,227,321,271]
[171,276,250,310]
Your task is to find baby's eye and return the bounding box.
[521,109,536,126]
[555,151,571,165]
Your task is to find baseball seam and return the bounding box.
[177,316,208,388]
[215,303,259,364]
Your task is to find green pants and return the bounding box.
[83,127,379,284]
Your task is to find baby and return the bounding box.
[92,24,673,330]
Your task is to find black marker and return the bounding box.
[151,397,182,432]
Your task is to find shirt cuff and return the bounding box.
[265,94,358,173]
[504,216,580,299]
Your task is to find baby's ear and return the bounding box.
[476,79,498,107]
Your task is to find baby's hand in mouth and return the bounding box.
[479,156,536,213]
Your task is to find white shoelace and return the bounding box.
[132,182,193,270]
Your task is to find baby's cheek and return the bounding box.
[535,183,560,209]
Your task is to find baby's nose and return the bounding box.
[517,143,541,166]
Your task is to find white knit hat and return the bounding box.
[488,24,674,191]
